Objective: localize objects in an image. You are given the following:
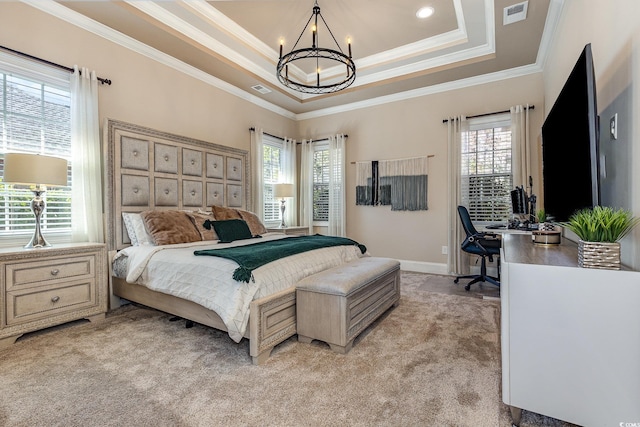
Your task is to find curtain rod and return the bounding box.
[350,154,434,165]
[0,45,112,85]
[249,127,348,144]
[442,105,534,123]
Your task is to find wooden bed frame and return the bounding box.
[103,119,297,364]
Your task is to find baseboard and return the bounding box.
[399,260,449,275]
[398,260,499,278]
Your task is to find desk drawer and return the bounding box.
[6,281,96,325]
[6,255,95,290]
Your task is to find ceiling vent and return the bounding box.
[251,84,271,94]
[503,1,528,25]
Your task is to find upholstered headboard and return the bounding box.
[103,119,250,251]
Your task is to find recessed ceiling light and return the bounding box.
[416,6,434,19]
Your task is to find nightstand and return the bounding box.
[0,242,108,349]
[266,226,309,236]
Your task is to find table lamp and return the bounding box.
[3,153,68,248]
[273,183,294,228]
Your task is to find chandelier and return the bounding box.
[276,1,356,94]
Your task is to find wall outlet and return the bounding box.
[441,245,448,255]
[610,113,618,140]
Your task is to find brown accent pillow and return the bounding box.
[211,205,242,220]
[211,205,267,236]
[186,211,218,241]
[140,210,201,245]
[238,210,268,236]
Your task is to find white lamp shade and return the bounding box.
[3,153,68,186]
[273,183,294,198]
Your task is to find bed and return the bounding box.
[103,119,364,364]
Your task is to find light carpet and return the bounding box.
[0,273,574,427]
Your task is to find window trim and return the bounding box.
[0,57,72,248]
[262,135,284,227]
[312,141,329,227]
[460,113,513,225]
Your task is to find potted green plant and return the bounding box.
[536,209,556,231]
[561,206,640,269]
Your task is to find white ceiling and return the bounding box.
[31,0,560,118]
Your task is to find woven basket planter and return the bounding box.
[578,240,621,270]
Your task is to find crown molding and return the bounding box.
[535,0,565,70]
[125,1,277,85]
[21,0,559,123]
[296,63,543,121]
[21,0,295,120]
[181,0,276,60]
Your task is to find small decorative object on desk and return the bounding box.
[561,206,639,270]
[532,228,561,245]
[538,222,556,231]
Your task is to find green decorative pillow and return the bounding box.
[209,219,254,243]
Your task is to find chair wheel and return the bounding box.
[454,278,459,284]
[464,284,471,291]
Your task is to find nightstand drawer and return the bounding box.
[6,280,96,325]
[6,255,95,290]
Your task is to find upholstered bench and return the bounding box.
[296,257,401,354]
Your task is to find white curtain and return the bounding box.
[281,137,297,227]
[300,139,314,234]
[511,104,532,188]
[251,129,264,218]
[328,134,346,236]
[447,116,467,275]
[70,66,103,243]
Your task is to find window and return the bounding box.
[0,70,72,245]
[313,145,329,222]
[460,114,512,223]
[262,136,282,224]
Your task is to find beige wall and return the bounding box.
[0,2,296,153]
[543,0,640,268]
[2,2,550,272]
[299,74,545,269]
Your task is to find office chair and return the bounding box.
[454,205,501,291]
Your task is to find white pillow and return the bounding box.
[122,212,155,246]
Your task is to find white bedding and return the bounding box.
[113,233,364,342]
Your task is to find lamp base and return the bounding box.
[25,188,51,249]
[280,199,286,228]
[25,232,51,249]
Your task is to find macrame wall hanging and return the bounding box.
[355,155,432,211]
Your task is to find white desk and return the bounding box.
[500,234,640,426]
[479,226,531,235]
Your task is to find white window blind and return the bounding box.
[460,115,512,222]
[262,138,282,224]
[313,148,329,222]
[0,71,72,243]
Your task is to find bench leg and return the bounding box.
[298,335,314,344]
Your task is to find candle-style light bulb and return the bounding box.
[347,37,352,58]
[279,39,284,58]
[312,25,317,47]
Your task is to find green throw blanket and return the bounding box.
[194,234,367,283]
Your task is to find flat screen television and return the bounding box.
[541,43,600,222]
